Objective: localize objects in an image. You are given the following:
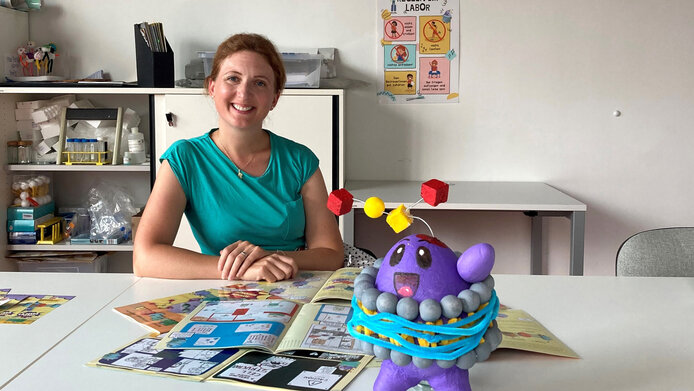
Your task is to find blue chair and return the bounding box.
[616,227,694,276]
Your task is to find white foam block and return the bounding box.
[15,108,33,121]
[16,99,48,110]
[30,104,61,123]
[48,94,76,107]
[40,119,61,139]
[16,120,40,132]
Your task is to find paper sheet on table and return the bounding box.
[496,306,580,358]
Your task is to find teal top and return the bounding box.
[160,129,319,255]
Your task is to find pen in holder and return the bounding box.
[134,24,174,88]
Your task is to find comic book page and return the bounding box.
[276,303,364,356]
[223,270,334,304]
[0,294,74,324]
[113,288,246,334]
[208,350,371,391]
[496,305,580,358]
[310,268,360,303]
[155,300,301,352]
[113,271,333,335]
[87,334,241,381]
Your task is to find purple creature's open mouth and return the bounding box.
[393,272,419,297]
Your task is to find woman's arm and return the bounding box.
[133,161,220,279]
[219,168,344,281]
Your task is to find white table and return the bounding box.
[4,274,693,391]
[0,272,139,389]
[343,181,587,275]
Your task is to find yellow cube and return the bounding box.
[386,204,413,233]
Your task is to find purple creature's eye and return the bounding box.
[389,244,406,266]
[416,246,432,269]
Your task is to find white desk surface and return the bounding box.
[345,180,587,212]
[4,275,693,391]
[0,272,139,389]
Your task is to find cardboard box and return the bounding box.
[16,254,108,273]
[131,210,143,241]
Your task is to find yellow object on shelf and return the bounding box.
[36,216,65,244]
[62,151,111,165]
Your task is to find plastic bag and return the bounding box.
[87,181,138,242]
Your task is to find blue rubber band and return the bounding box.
[348,291,499,361]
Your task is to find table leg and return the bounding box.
[342,211,354,245]
[530,214,543,275]
[570,211,585,276]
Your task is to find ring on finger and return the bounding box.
[240,251,247,257]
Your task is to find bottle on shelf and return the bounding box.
[6,140,19,164]
[17,140,34,164]
[125,127,146,165]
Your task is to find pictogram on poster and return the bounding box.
[378,0,459,104]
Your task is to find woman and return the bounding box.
[133,33,343,282]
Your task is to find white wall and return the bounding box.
[28,0,694,275]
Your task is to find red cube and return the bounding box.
[327,189,354,215]
[421,179,449,206]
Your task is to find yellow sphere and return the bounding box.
[364,197,385,218]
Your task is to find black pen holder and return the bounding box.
[134,24,174,87]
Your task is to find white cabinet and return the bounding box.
[153,89,344,252]
[1,87,344,271]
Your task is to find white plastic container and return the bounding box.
[128,127,145,153]
[281,53,322,88]
[197,51,215,79]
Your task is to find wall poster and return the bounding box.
[378,0,460,104]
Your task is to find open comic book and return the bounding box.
[208,350,371,391]
[90,334,370,390]
[88,334,240,381]
[495,305,580,358]
[155,300,364,357]
[114,268,361,334]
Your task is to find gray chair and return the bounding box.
[616,227,694,276]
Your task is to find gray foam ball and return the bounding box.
[362,266,379,278]
[419,299,442,322]
[390,350,412,366]
[396,297,419,320]
[361,288,381,311]
[440,295,463,319]
[354,273,375,286]
[482,275,495,290]
[373,344,391,360]
[437,359,456,369]
[470,282,492,303]
[359,340,374,355]
[376,292,398,313]
[456,351,476,369]
[354,280,375,301]
[412,356,433,369]
[475,341,492,362]
[458,289,481,313]
[485,326,503,349]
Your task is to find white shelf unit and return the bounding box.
[2,87,344,272]
[1,87,154,271]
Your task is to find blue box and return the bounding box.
[7,214,55,232]
[8,231,39,244]
[7,201,55,220]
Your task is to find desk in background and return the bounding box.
[0,272,139,389]
[342,181,587,275]
[3,274,693,391]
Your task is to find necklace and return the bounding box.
[217,141,255,179]
[234,152,255,179]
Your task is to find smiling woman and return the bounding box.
[133,33,344,282]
